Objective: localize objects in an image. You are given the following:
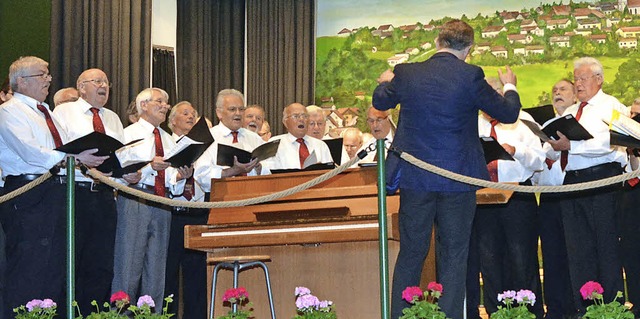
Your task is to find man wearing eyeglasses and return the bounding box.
[359,106,394,163]
[194,89,268,194]
[545,57,629,315]
[52,68,138,315]
[264,102,333,170]
[0,57,108,318]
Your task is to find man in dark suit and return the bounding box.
[372,19,522,319]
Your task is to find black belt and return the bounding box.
[75,181,111,192]
[565,162,621,177]
[5,174,64,184]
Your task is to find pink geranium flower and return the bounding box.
[580,281,604,300]
[402,286,424,303]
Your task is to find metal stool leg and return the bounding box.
[257,261,277,319]
[232,261,240,313]
[209,263,225,319]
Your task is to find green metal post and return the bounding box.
[66,156,75,319]
[376,139,390,319]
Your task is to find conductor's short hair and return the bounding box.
[436,19,474,51]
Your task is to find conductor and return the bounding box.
[372,19,522,319]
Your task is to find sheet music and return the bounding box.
[302,150,318,168]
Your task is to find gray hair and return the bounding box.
[216,89,244,110]
[9,56,48,91]
[574,57,604,78]
[168,101,198,130]
[135,87,169,114]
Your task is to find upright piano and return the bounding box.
[185,167,513,318]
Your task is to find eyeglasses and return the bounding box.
[81,79,111,87]
[147,98,168,105]
[22,73,52,80]
[287,113,309,120]
[366,117,388,125]
[225,106,247,113]
[574,74,599,83]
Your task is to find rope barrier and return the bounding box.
[0,172,53,203]
[84,154,363,209]
[399,151,640,193]
[1,144,637,205]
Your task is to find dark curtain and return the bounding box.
[152,47,177,105]
[246,0,315,135]
[176,0,245,124]
[49,0,152,124]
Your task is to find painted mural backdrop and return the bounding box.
[316,0,640,133]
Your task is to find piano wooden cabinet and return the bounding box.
[185,167,513,318]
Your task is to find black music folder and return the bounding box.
[56,131,128,156]
[323,138,343,165]
[164,117,214,167]
[523,104,555,125]
[521,115,593,142]
[480,136,514,164]
[270,162,335,174]
[56,132,147,174]
[216,139,281,167]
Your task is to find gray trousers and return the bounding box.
[111,192,171,313]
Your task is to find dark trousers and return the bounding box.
[390,189,476,319]
[73,186,118,316]
[466,221,481,319]
[165,208,208,319]
[1,178,66,319]
[619,182,640,315]
[475,191,543,318]
[561,163,624,314]
[537,193,574,319]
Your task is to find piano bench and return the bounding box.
[207,255,276,319]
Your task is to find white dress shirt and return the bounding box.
[193,123,267,192]
[0,92,66,177]
[264,133,334,170]
[359,131,394,163]
[545,90,629,171]
[172,133,205,202]
[53,97,125,182]
[478,111,545,183]
[121,118,185,194]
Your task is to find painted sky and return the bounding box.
[318,0,559,36]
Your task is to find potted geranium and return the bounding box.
[217,287,254,319]
[13,299,57,319]
[580,281,634,319]
[293,287,336,319]
[490,290,536,319]
[399,282,448,319]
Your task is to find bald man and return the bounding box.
[265,103,333,170]
[53,87,79,106]
[359,106,394,162]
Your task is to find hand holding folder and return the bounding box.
[521,114,593,142]
[216,139,281,167]
[164,116,214,167]
[480,136,515,164]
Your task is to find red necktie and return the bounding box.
[560,102,587,171]
[183,177,194,200]
[153,128,166,197]
[90,107,106,134]
[36,103,63,148]
[487,120,499,182]
[297,138,309,169]
[231,131,239,143]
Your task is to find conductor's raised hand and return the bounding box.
[377,69,395,84]
[73,148,109,167]
[498,65,517,86]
